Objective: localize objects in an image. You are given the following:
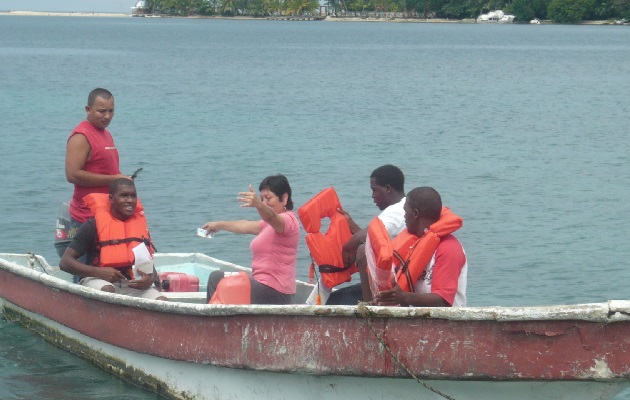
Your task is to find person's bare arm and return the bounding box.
[203,220,262,235]
[376,284,449,307]
[241,185,286,234]
[60,246,127,283]
[341,228,367,267]
[356,244,372,302]
[65,134,127,186]
[337,207,361,234]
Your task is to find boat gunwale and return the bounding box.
[1,253,629,323]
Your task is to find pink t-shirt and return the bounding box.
[250,211,299,294]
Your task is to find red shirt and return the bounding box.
[68,120,120,222]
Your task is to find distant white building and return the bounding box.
[477,10,515,23]
[131,1,150,15]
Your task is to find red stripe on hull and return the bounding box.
[2,269,630,381]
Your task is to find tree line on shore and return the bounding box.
[142,0,630,23]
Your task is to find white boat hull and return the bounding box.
[3,301,625,400]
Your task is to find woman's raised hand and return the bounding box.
[238,185,261,208]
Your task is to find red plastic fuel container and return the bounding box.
[159,272,200,292]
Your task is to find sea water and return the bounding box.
[0,15,629,399]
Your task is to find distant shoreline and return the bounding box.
[0,10,129,17]
[0,10,616,24]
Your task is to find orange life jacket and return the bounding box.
[83,193,155,270]
[298,187,356,289]
[366,207,463,296]
[209,272,251,305]
[393,207,462,292]
[365,217,395,294]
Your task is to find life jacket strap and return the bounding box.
[394,247,417,294]
[98,237,157,252]
[318,263,354,274]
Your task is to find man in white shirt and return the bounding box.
[325,164,406,305]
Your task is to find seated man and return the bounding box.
[323,164,407,305]
[363,187,467,307]
[60,178,167,300]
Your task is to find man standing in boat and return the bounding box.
[60,178,166,300]
[314,164,407,305]
[56,88,131,258]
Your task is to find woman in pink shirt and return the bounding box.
[203,174,299,304]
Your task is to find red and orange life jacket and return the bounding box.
[83,193,155,269]
[366,207,463,295]
[298,187,356,289]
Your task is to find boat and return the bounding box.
[477,10,515,23]
[1,252,630,400]
[530,18,541,24]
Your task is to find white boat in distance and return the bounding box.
[131,0,150,16]
[477,10,515,23]
[530,18,542,24]
[1,252,630,400]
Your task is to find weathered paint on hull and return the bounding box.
[2,302,626,400]
[1,254,630,400]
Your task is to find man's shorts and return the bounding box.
[80,277,164,300]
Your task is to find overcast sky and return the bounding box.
[0,1,136,13]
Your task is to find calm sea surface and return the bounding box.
[0,15,629,399]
